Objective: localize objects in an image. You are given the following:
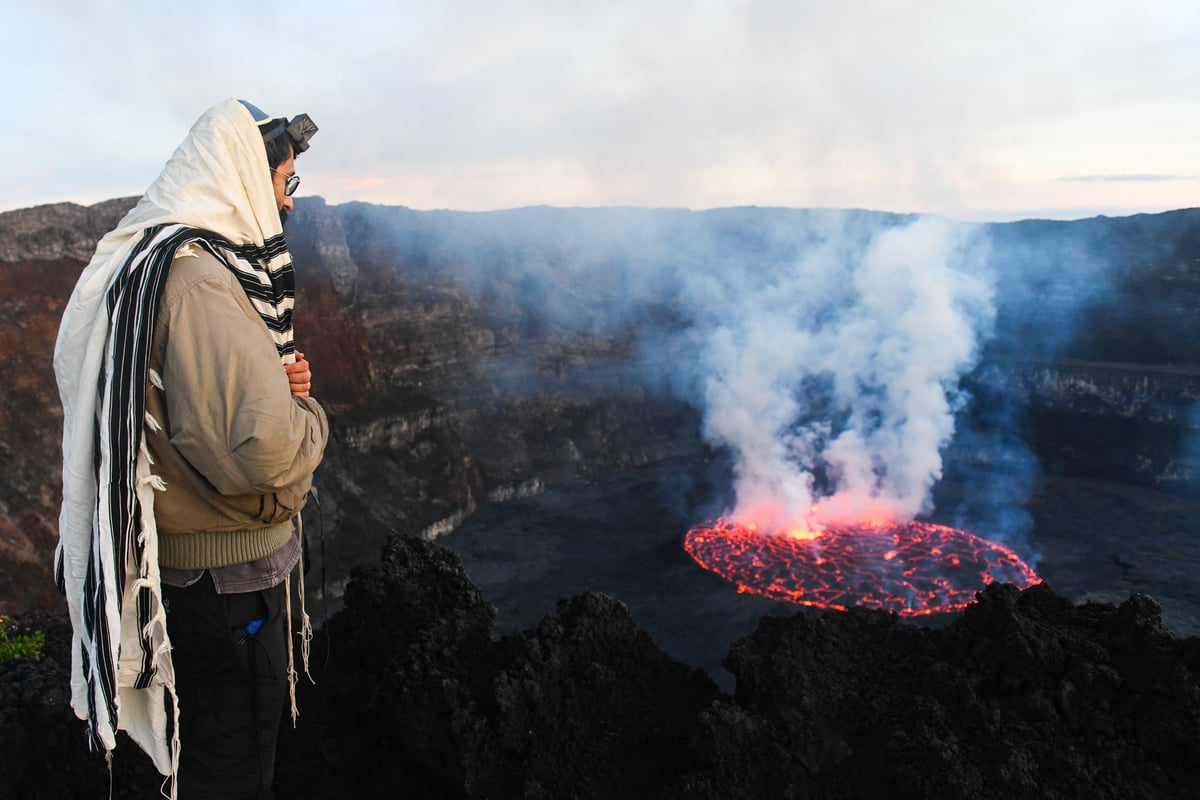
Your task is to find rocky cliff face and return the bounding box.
[2,198,1199,799]
[1,200,1198,615]
[0,199,708,613]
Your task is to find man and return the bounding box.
[54,99,328,799]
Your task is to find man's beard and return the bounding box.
[279,208,289,227]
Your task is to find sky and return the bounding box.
[2,0,1198,222]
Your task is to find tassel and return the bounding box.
[139,474,168,492]
[139,439,157,468]
[296,515,314,684]
[285,515,318,727]
[285,573,300,726]
[160,681,181,800]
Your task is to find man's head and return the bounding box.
[238,101,318,225]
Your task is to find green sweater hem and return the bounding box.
[158,520,294,570]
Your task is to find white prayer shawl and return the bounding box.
[53,98,295,784]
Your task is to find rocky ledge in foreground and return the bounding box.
[3,532,1199,800]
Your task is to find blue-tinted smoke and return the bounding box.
[356,204,1200,547]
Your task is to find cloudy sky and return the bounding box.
[3,1,1197,221]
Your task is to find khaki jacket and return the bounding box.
[144,245,328,569]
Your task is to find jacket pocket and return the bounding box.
[262,480,310,523]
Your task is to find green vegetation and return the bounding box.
[0,614,45,662]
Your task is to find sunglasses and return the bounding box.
[271,168,301,197]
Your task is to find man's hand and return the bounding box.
[285,351,313,398]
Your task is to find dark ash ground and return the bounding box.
[444,458,1200,691]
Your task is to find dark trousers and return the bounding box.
[162,574,289,800]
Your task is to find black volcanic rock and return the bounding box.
[675,583,1200,800]
[3,533,1198,799]
[274,533,721,799]
[482,592,719,798]
[0,613,159,800]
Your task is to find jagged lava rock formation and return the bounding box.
[5,532,1197,798]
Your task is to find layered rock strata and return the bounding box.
[0,200,1197,618]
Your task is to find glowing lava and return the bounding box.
[685,518,1040,617]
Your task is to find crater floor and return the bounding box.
[444,459,1200,691]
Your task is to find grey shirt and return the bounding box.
[160,524,301,594]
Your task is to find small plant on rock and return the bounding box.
[0,614,45,663]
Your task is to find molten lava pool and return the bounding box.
[685,519,1040,616]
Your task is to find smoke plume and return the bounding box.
[684,216,994,534]
[380,205,1026,537]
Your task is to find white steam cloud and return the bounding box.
[688,217,994,534]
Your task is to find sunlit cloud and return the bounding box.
[1060,174,1197,183]
[2,1,1199,221]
